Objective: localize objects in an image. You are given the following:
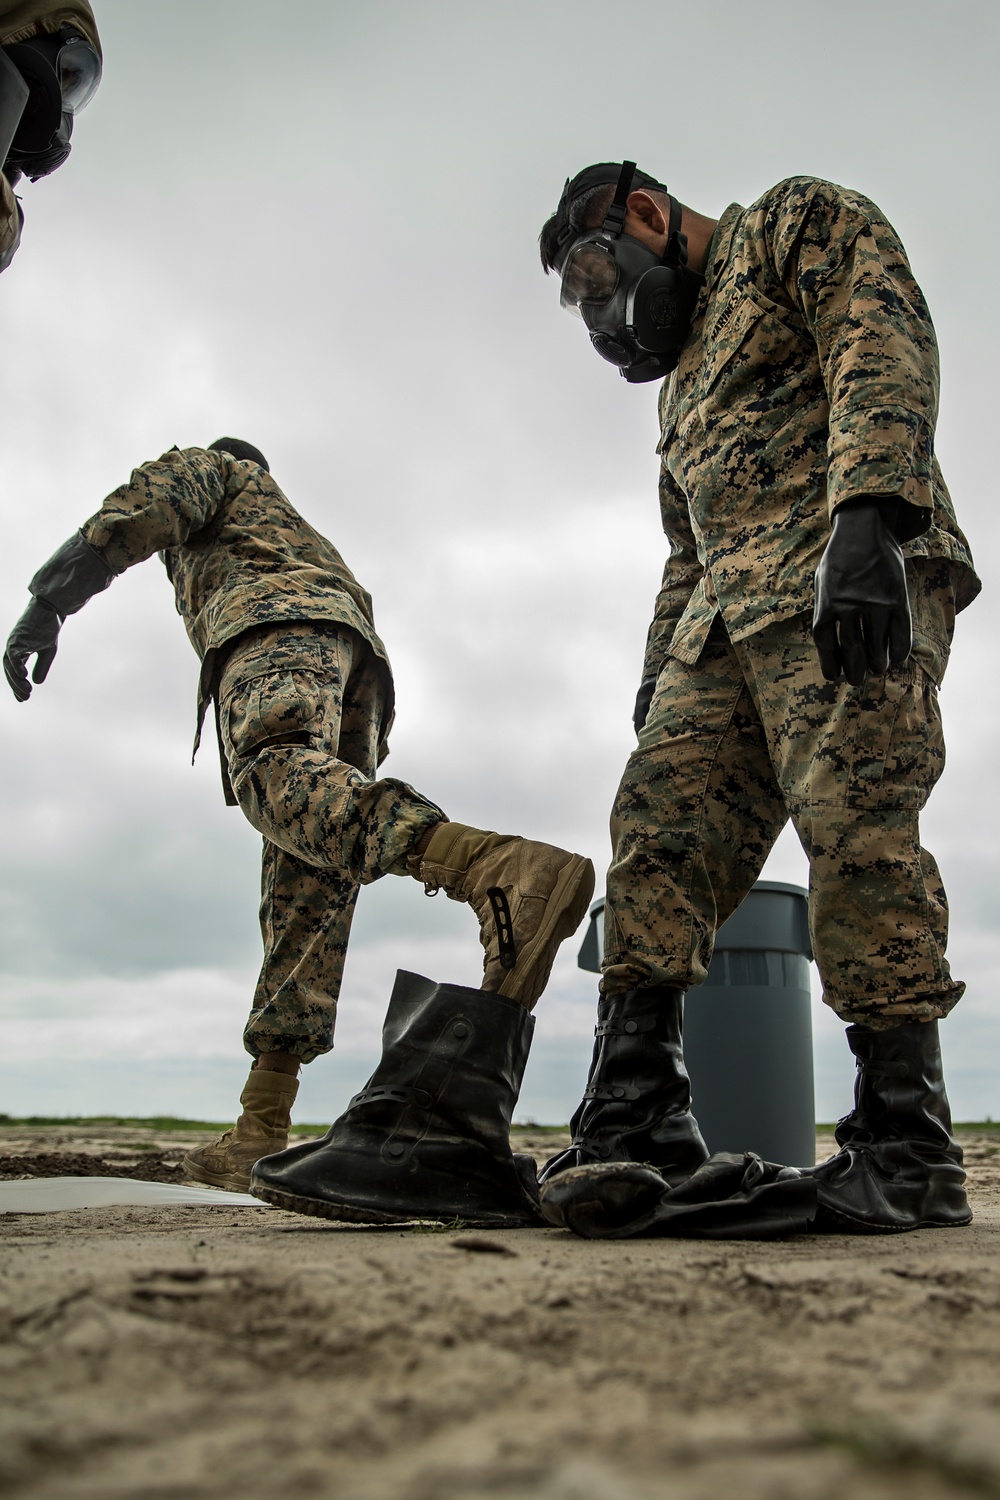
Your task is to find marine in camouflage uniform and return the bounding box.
[537,170,980,1234]
[72,443,444,1064]
[607,179,979,1027]
[4,441,594,1192]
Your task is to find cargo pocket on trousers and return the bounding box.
[226,669,323,762]
[845,665,941,811]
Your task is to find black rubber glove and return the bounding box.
[633,676,657,736]
[4,599,61,701]
[812,498,911,686]
[4,532,114,702]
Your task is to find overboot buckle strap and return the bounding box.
[572,1135,615,1160]
[860,1060,910,1080]
[362,1014,476,1165]
[583,1083,640,1102]
[348,1084,436,1111]
[594,1015,657,1038]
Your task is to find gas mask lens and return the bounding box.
[57,35,101,112]
[559,240,619,317]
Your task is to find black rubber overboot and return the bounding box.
[250,970,541,1228]
[811,1020,971,1233]
[538,986,710,1186]
[539,1153,816,1240]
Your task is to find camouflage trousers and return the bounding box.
[218,624,445,1063]
[604,560,964,1028]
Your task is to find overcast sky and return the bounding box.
[1,0,997,1129]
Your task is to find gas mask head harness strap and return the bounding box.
[552,160,705,383]
[2,25,102,183]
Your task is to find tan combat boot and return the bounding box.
[182,1069,299,1193]
[408,821,595,1009]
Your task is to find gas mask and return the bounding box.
[553,161,704,383]
[2,25,101,183]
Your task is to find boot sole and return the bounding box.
[814,1202,974,1234]
[497,853,595,1003]
[250,1180,538,1229]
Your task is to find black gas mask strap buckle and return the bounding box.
[601,161,637,239]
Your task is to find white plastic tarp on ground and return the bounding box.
[0,1176,266,1212]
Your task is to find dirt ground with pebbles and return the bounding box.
[1,1123,1000,1500]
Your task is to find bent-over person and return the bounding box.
[5,439,594,1217]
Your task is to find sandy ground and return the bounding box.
[2,1125,1000,1500]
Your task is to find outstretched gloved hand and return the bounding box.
[4,599,62,701]
[4,531,115,702]
[812,498,911,686]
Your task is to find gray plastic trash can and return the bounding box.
[577,881,815,1167]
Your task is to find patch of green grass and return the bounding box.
[0,1113,568,1134]
[0,1114,331,1135]
[3,1113,996,1137]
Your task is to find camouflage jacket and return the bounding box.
[81,447,394,782]
[643,177,980,685]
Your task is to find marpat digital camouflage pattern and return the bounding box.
[218,624,443,1063]
[62,447,592,1059]
[608,561,961,1027]
[75,449,447,1062]
[79,446,395,794]
[643,177,979,683]
[613,178,979,1025]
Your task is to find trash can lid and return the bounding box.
[715,882,811,959]
[578,881,811,972]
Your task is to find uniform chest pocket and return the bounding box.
[697,295,817,433]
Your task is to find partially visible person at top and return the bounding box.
[1,0,102,274]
